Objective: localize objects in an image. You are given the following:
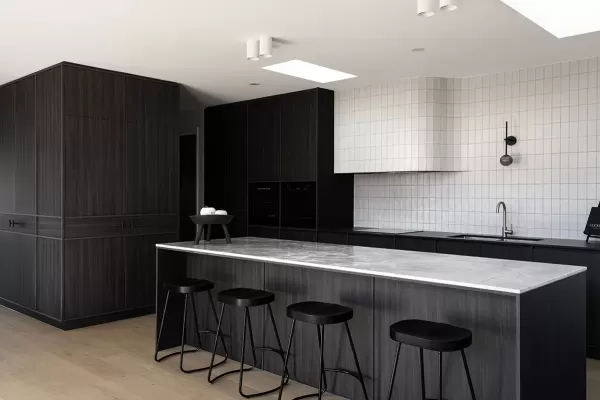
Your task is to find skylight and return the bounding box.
[501,0,600,38]
[262,60,356,84]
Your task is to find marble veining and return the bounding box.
[156,238,587,295]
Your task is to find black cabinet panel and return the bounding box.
[36,66,62,217]
[436,239,482,257]
[0,214,36,235]
[248,226,279,239]
[481,243,533,261]
[64,237,126,319]
[533,247,600,358]
[0,84,15,213]
[395,236,436,253]
[348,232,395,249]
[36,237,62,319]
[248,97,280,182]
[279,228,317,242]
[0,232,35,309]
[65,116,125,217]
[14,77,35,215]
[204,106,227,211]
[317,231,349,245]
[280,90,317,181]
[225,103,248,233]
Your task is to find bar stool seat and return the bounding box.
[287,301,353,325]
[390,319,472,352]
[218,288,275,307]
[163,278,214,294]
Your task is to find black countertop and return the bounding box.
[322,227,600,252]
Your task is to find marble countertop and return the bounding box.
[156,238,586,295]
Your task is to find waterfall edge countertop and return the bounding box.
[156,237,586,295]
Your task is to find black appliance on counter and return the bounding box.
[249,182,280,226]
[281,182,316,229]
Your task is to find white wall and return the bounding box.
[344,57,600,239]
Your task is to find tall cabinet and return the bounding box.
[0,62,179,329]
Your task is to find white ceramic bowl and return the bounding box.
[215,210,228,215]
[200,207,216,215]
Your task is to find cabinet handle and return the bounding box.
[120,221,126,231]
[8,219,14,228]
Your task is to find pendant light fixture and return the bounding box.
[259,36,272,58]
[440,0,458,11]
[246,39,259,61]
[500,121,517,167]
[417,0,436,17]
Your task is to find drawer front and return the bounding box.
[0,214,36,235]
[348,233,395,249]
[65,215,178,239]
[36,216,62,238]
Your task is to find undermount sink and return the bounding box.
[450,234,543,243]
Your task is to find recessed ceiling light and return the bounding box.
[249,82,260,86]
[412,47,426,52]
[262,60,356,84]
[501,0,600,38]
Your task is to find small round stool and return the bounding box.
[277,301,369,400]
[154,278,228,373]
[208,288,289,398]
[386,319,477,400]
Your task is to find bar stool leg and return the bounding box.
[154,290,171,361]
[461,350,477,400]
[190,293,203,348]
[317,325,325,400]
[267,304,290,381]
[438,352,443,400]
[386,343,401,400]
[238,308,251,396]
[420,348,426,400]
[316,324,328,392]
[345,322,369,400]
[208,291,229,359]
[277,320,296,400]
[179,294,189,372]
[246,308,259,367]
[208,303,226,383]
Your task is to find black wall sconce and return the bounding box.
[500,121,517,167]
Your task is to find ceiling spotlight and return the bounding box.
[440,0,458,11]
[411,47,426,52]
[417,0,436,17]
[246,39,259,61]
[259,36,272,58]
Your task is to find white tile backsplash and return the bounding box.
[346,57,600,240]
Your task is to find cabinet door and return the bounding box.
[0,231,35,309]
[204,106,228,211]
[64,237,126,319]
[14,77,35,215]
[65,116,125,217]
[480,243,533,261]
[317,231,349,245]
[36,237,62,319]
[280,90,317,181]
[124,233,176,309]
[0,84,15,213]
[348,233,395,249]
[225,102,248,237]
[436,239,482,257]
[125,118,177,215]
[248,96,280,182]
[395,236,436,253]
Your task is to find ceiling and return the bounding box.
[1,0,600,107]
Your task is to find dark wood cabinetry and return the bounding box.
[248,97,280,182]
[437,239,482,257]
[280,90,317,181]
[395,236,437,253]
[205,88,353,240]
[0,62,179,329]
[481,243,533,261]
[348,232,395,249]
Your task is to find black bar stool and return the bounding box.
[386,319,477,400]
[277,301,369,400]
[155,278,228,373]
[208,288,289,398]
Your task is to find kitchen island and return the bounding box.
[156,238,587,400]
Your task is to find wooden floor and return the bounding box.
[0,306,598,400]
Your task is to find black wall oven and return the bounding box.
[281,182,316,229]
[249,182,280,227]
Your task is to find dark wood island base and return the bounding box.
[156,243,586,400]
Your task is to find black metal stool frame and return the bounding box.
[386,343,477,400]
[154,289,229,373]
[277,320,370,400]
[208,302,290,398]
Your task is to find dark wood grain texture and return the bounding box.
[280,90,317,181]
[0,231,36,309]
[64,237,126,320]
[64,115,124,217]
[0,213,36,235]
[14,77,36,215]
[36,237,62,319]
[64,215,177,239]
[36,216,62,238]
[35,66,62,217]
[373,278,517,400]
[248,96,280,182]
[179,134,197,241]
[0,83,15,213]
[263,263,374,400]
[519,273,586,400]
